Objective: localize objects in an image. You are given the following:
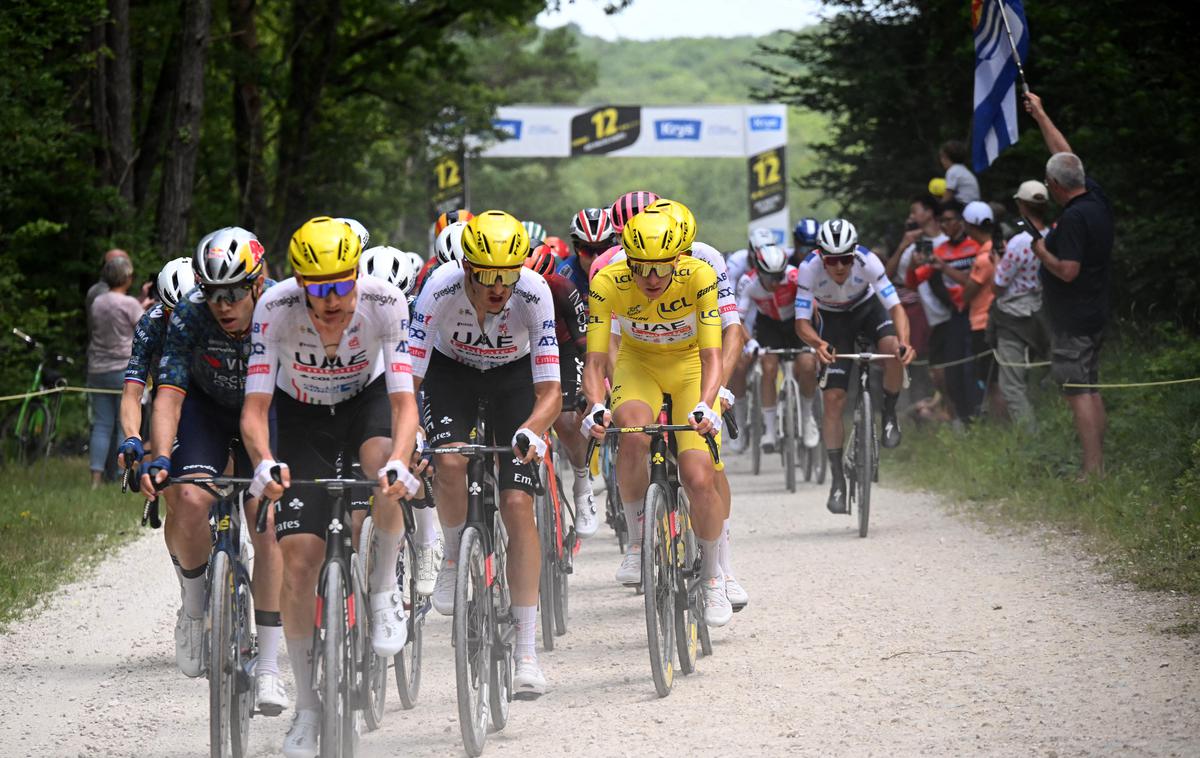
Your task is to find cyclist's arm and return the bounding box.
[119,382,145,440]
[523,276,564,433]
[241,392,273,468]
[719,323,743,387]
[869,254,914,364]
[148,387,183,468]
[242,295,282,469]
[382,297,418,463]
[583,275,614,408]
[695,265,723,408]
[148,307,193,462]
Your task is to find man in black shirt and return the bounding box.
[1024,91,1114,478]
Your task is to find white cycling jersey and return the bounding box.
[736,266,798,326]
[725,248,750,292]
[604,240,740,332]
[793,247,900,321]
[246,277,413,404]
[408,262,559,383]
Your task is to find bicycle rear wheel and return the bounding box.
[319,562,352,758]
[674,496,699,676]
[642,483,675,697]
[208,551,251,758]
[782,383,797,493]
[394,534,423,709]
[749,378,763,475]
[536,476,555,652]
[454,527,490,757]
[489,514,512,726]
[856,392,873,538]
[357,519,388,731]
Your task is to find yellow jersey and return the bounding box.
[586,256,722,356]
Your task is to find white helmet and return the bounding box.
[404,251,425,277]
[193,226,264,285]
[195,229,220,259]
[157,257,195,310]
[749,228,788,276]
[336,217,370,252]
[817,218,858,256]
[435,221,467,265]
[361,246,417,293]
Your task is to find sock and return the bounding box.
[699,538,722,580]
[413,506,440,547]
[800,393,815,420]
[827,448,844,487]
[370,527,402,593]
[254,611,282,677]
[513,605,537,660]
[287,636,318,711]
[170,554,184,598]
[763,406,778,438]
[180,564,206,619]
[883,390,899,416]
[718,519,733,576]
[733,401,748,436]
[572,466,589,482]
[442,521,465,564]
[622,497,644,544]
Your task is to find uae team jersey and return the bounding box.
[793,247,900,321]
[407,263,560,383]
[587,255,722,356]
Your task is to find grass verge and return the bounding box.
[0,456,142,628]
[883,322,1200,597]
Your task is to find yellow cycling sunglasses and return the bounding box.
[469,266,522,287]
[626,256,678,278]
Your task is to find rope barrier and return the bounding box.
[1062,376,1200,390]
[0,385,123,403]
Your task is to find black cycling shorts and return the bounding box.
[819,297,896,392]
[274,377,392,541]
[422,349,536,494]
[171,388,275,478]
[754,314,805,351]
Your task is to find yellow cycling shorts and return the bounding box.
[610,347,724,471]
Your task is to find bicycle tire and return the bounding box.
[319,562,351,758]
[749,376,763,475]
[488,511,512,725]
[857,391,873,538]
[674,496,699,676]
[536,477,555,652]
[394,534,422,709]
[454,527,489,757]
[25,400,52,462]
[208,551,250,758]
[642,483,675,697]
[355,519,387,732]
[552,473,570,636]
[782,383,797,493]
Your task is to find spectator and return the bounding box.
[86,255,144,488]
[955,200,1001,418]
[906,200,979,423]
[990,180,1052,427]
[85,248,130,346]
[938,140,981,204]
[1024,91,1114,478]
[886,195,945,403]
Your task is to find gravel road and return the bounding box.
[3,450,1198,757]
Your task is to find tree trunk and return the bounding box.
[155,0,212,258]
[271,0,341,248]
[90,20,111,188]
[229,0,268,236]
[133,29,181,212]
[106,0,134,208]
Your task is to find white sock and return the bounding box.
[256,623,282,677]
[763,406,778,438]
[513,605,537,660]
[718,519,734,576]
[622,497,644,543]
[699,538,722,580]
[414,506,440,547]
[170,554,185,599]
[800,392,815,419]
[370,526,401,593]
[442,521,464,564]
[572,466,589,482]
[287,636,318,711]
[180,567,206,619]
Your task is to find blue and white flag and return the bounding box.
[972,0,1030,171]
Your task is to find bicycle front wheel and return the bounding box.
[642,483,675,697]
[749,379,763,475]
[782,383,797,493]
[357,519,388,731]
[394,533,423,709]
[208,551,251,758]
[673,496,699,676]
[535,476,555,652]
[454,527,490,757]
[856,391,873,538]
[319,562,351,758]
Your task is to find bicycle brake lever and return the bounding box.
[255,464,283,534]
[142,497,161,529]
[722,409,739,440]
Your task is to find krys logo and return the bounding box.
[655,119,701,141]
[749,115,782,132]
[493,119,523,140]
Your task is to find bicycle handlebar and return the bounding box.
[584,409,720,466]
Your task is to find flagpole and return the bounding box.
[993,0,1030,94]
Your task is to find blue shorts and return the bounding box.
[170,389,275,478]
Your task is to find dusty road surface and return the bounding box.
[3,450,1198,757]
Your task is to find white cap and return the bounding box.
[963,200,994,226]
[1013,179,1049,203]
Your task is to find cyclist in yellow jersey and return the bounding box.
[581,209,734,626]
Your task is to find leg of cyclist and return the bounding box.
[553,411,598,538]
[278,533,324,754]
[714,473,748,608]
[612,399,654,584]
[796,351,821,448]
[678,451,731,626]
[878,333,904,447]
[759,352,780,453]
[498,488,543,694]
[166,481,217,676]
[428,449,467,616]
[821,388,849,513]
[360,435,410,656]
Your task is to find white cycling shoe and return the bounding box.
[370,590,408,656]
[761,432,778,455]
[573,481,599,539]
[414,539,443,596]
[725,575,750,610]
[282,708,320,758]
[802,411,821,448]
[615,544,642,585]
[702,577,733,627]
[431,560,457,616]
[513,655,546,699]
[174,609,204,678]
[254,671,289,716]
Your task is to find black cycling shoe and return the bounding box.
[826,486,848,514]
[882,412,902,448]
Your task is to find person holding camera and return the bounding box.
[887,195,946,405]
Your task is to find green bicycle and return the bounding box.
[2,328,72,464]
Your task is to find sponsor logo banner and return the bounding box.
[570,105,641,156]
[654,119,701,141]
[747,145,787,221]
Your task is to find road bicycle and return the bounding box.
[599,433,628,551]
[830,352,901,538]
[535,431,575,651]
[761,348,813,492]
[587,399,719,698]
[2,328,72,464]
[745,353,765,475]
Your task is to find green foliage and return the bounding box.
[885,324,1200,595]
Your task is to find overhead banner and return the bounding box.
[429,148,467,221]
[479,104,789,243]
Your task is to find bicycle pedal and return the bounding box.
[731,602,748,613]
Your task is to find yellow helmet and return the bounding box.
[461,210,530,268]
[289,216,363,277]
[620,208,686,262]
[928,177,947,198]
[646,198,697,252]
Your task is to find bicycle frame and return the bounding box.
[6,328,70,461]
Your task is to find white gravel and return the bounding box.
[3,451,1198,757]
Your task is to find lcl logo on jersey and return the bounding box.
[656,296,692,316]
